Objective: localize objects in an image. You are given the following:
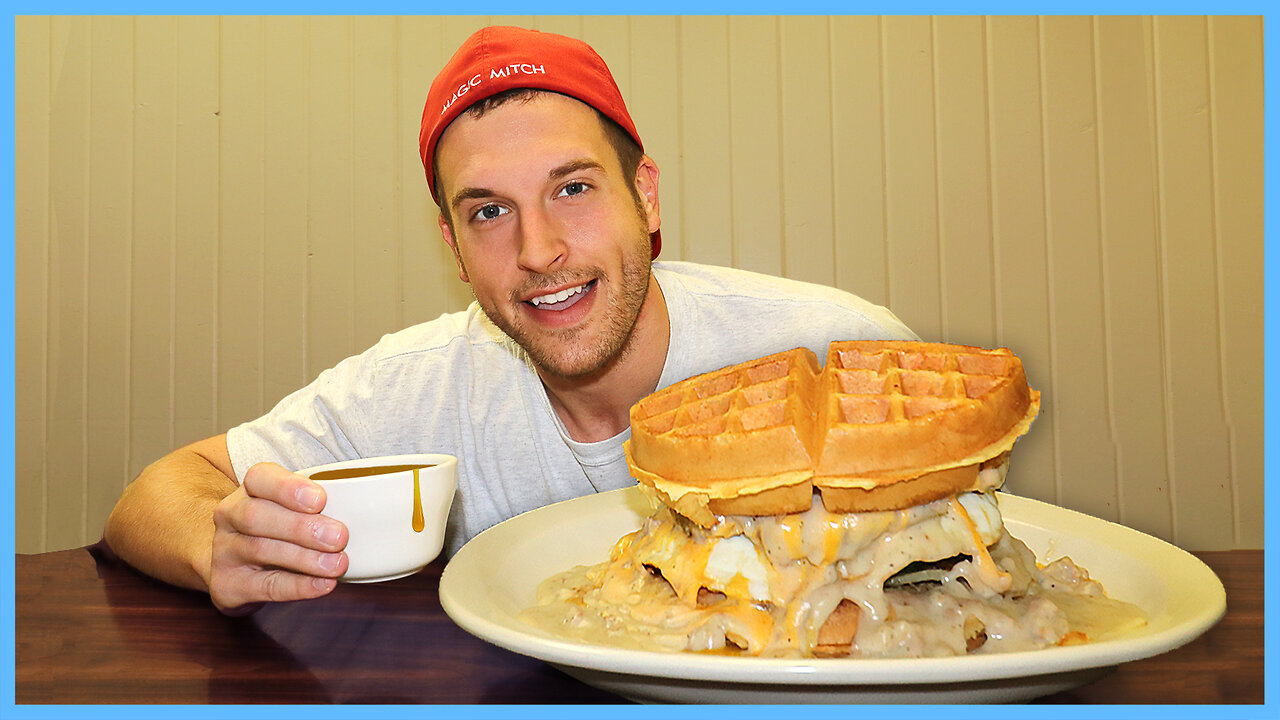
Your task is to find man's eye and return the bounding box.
[473,204,508,221]
[558,181,588,198]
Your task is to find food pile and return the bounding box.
[523,341,1145,658]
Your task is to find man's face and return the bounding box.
[434,93,661,380]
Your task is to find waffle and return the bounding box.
[625,341,1040,522]
[626,348,822,522]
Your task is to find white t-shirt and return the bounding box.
[227,261,917,555]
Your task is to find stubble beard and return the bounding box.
[467,215,654,380]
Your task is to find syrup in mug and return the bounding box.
[309,463,435,533]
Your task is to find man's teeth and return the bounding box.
[530,283,588,306]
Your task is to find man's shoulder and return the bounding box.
[363,304,512,366]
[654,261,878,307]
[654,260,918,347]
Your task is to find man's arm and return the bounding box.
[104,434,350,615]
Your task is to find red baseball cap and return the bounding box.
[419,26,660,259]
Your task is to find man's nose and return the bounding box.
[515,209,566,273]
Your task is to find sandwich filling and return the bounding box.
[521,481,1146,658]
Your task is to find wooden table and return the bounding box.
[14,542,1263,704]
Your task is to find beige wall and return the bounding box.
[15,15,1264,553]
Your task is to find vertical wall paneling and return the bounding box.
[728,16,783,277]
[399,17,457,329]
[397,15,429,328]
[15,16,51,550]
[45,16,91,551]
[262,18,310,407]
[932,16,997,349]
[528,16,579,42]
[1154,17,1234,549]
[490,15,539,35]
[14,16,1264,553]
[1094,16,1173,541]
[984,16,1057,502]
[622,16,680,258]
[830,16,889,308]
[173,17,220,448]
[626,16,682,261]
[352,16,402,355]
[217,17,267,429]
[131,17,178,484]
[85,15,135,548]
[305,17,357,380]
[581,17,630,102]
[779,16,836,287]
[1207,16,1264,546]
[881,16,941,338]
[1040,17,1120,521]
[679,17,732,267]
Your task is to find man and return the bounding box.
[104,26,916,615]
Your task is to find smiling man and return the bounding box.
[104,26,916,614]
[433,90,668,442]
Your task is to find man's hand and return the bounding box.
[209,462,349,615]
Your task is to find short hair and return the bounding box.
[432,88,645,227]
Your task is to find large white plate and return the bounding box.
[439,487,1225,704]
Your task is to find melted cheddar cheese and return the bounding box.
[520,491,1146,658]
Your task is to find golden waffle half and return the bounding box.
[625,340,1040,523]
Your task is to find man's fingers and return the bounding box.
[236,534,349,579]
[209,531,348,610]
[215,493,348,553]
[212,566,340,614]
[241,462,326,514]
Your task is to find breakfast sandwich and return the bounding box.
[523,341,1145,658]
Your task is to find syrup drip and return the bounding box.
[412,467,425,533]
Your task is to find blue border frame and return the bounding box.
[3,5,1275,718]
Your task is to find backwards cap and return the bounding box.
[419,26,660,258]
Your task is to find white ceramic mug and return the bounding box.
[300,453,457,583]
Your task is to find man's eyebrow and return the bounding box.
[548,159,606,180]
[448,186,496,213]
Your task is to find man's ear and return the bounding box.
[634,155,661,234]
[438,214,470,284]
